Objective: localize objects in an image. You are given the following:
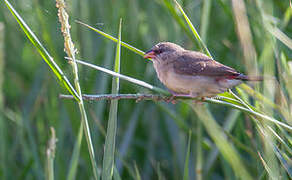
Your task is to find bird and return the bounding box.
[144,42,262,98]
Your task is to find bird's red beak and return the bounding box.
[144,50,156,59]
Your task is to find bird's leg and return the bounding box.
[189,92,205,104]
[166,90,201,104]
[165,92,179,104]
[166,90,189,104]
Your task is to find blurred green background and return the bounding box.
[0,0,292,179]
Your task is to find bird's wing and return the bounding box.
[173,51,240,77]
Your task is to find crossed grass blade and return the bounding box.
[102,19,122,180]
[3,0,79,101]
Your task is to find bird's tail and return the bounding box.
[235,74,264,81]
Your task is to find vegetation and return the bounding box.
[0,0,291,179]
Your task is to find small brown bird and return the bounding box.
[144,42,262,98]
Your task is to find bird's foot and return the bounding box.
[165,95,177,104]
[166,90,206,104]
[166,93,199,104]
[166,90,185,104]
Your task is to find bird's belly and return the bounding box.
[164,72,241,97]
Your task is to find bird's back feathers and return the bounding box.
[173,51,240,77]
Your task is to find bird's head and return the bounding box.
[144,42,184,61]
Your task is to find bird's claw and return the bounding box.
[165,95,177,104]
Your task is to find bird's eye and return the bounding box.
[154,49,162,54]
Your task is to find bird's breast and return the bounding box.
[153,61,190,93]
[153,61,169,84]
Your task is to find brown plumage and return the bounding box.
[144,42,262,97]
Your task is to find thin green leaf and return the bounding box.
[70,58,169,95]
[258,151,274,179]
[156,102,189,132]
[134,162,142,180]
[3,0,79,101]
[200,0,211,41]
[56,1,99,179]
[273,145,292,178]
[191,104,253,180]
[204,110,241,174]
[205,98,292,131]
[161,0,200,48]
[183,131,192,180]
[113,167,122,180]
[269,26,292,50]
[46,127,57,180]
[76,20,145,58]
[267,126,292,154]
[258,124,292,178]
[173,0,212,58]
[67,124,83,180]
[196,121,203,180]
[102,19,122,180]
[239,84,280,110]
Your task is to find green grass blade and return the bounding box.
[258,151,274,179]
[195,121,203,180]
[76,20,145,58]
[3,0,79,101]
[205,98,292,131]
[134,162,142,180]
[173,0,212,58]
[71,59,169,95]
[200,0,211,41]
[196,4,210,177]
[113,167,122,180]
[0,22,6,179]
[0,23,3,109]
[191,104,253,180]
[156,102,189,132]
[257,124,292,178]
[56,1,99,179]
[46,127,57,180]
[102,19,122,180]
[269,26,292,50]
[67,123,83,180]
[267,126,292,154]
[204,110,241,174]
[273,145,292,178]
[161,0,200,48]
[183,131,192,180]
[259,122,280,179]
[239,84,281,111]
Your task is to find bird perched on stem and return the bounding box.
[144,42,262,98]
